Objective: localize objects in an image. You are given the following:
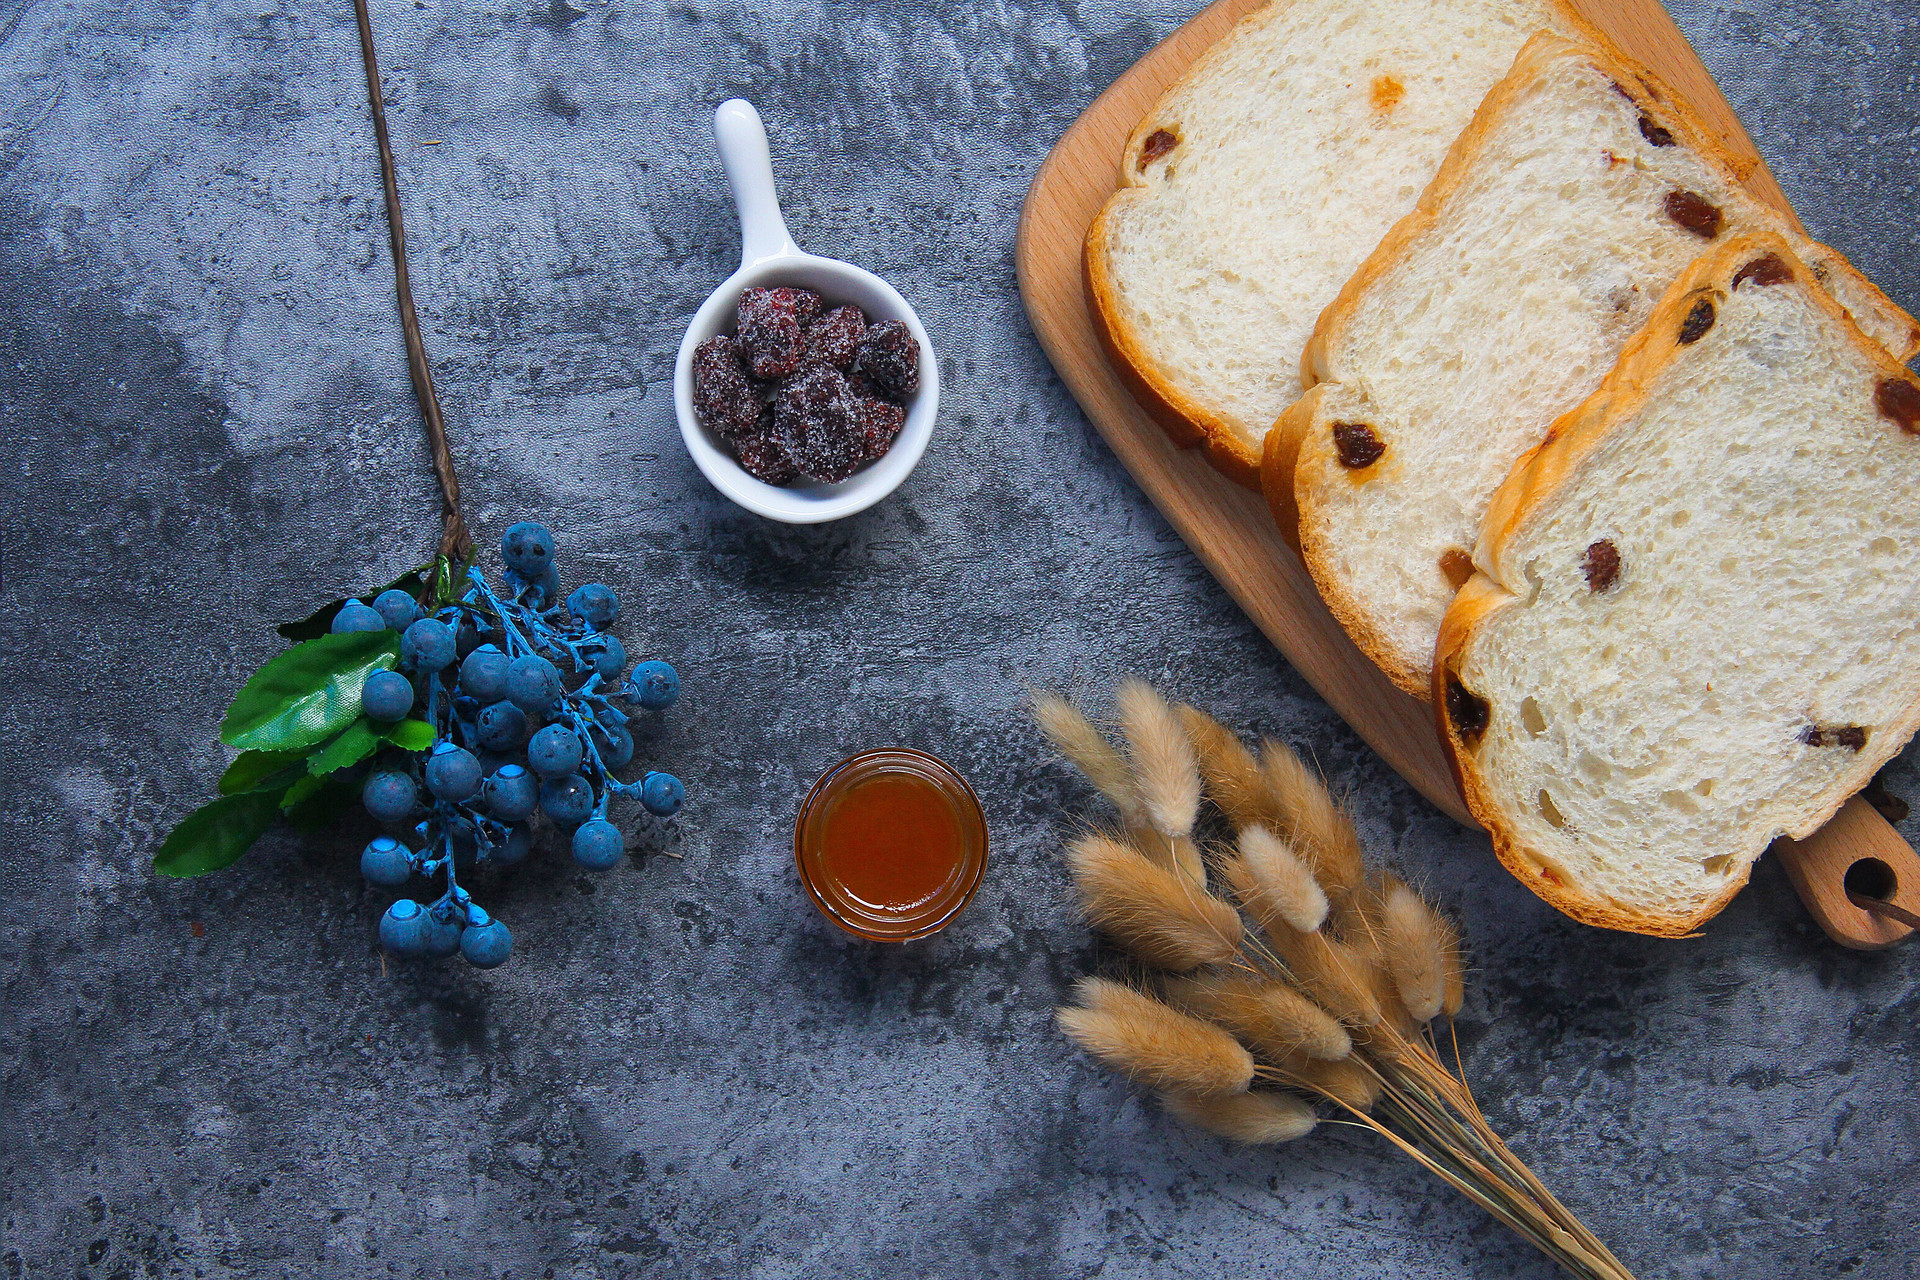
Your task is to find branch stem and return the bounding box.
[352,0,474,571]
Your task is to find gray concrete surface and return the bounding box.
[2,0,1917,1276]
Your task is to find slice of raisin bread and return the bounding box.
[1269,31,1920,697]
[1087,0,1596,488]
[1434,233,1920,936]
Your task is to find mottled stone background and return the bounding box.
[2,0,1916,1276]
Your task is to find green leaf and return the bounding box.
[153,791,286,877]
[220,631,400,753]
[276,564,431,642]
[218,750,306,796]
[381,719,436,752]
[283,771,361,832]
[308,718,382,776]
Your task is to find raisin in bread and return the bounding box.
[1269,31,1920,697]
[1434,234,1920,936]
[1086,0,1597,487]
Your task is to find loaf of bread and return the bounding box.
[1269,32,1920,699]
[1086,0,1595,487]
[1434,233,1920,935]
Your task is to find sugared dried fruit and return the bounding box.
[691,335,763,441]
[854,396,906,462]
[738,286,823,380]
[731,413,802,486]
[805,305,868,370]
[852,320,921,400]
[775,365,869,483]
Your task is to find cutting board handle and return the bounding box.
[1774,796,1920,949]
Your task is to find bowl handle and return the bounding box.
[713,99,799,268]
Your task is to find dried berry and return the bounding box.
[1665,190,1723,240]
[805,305,869,370]
[691,335,763,442]
[1332,421,1385,469]
[1677,298,1716,345]
[1583,539,1621,592]
[1445,676,1490,744]
[1802,723,1869,751]
[1875,377,1920,434]
[731,412,802,486]
[775,365,870,483]
[1733,253,1793,290]
[1637,114,1675,147]
[1140,129,1178,166]
[1439,548,1474,590]
[737,286,823,380]
[852,320,921,400]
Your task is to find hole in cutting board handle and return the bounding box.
[1844,856,1897,902]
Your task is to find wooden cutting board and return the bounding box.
[1015,0,1920,948]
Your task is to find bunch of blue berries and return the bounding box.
[334,521,684,969]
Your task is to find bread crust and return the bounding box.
[1436,232,1920,936]
[1289,28,1920,704]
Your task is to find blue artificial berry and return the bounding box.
[425,742,483,803]
[539,773,594,827]
[641,771,685,818]
[458,644,510,703]
[371,588,420,632]
[423,908,465,959]
[507,564,562,609]
[572,819,624,871]
[456,616,489,658]
[591,720,634,770]
[476,700,529,752]
[331,600,386,634]
[566,583,620,629]
[379,899,430,956]
[589,635,627,681]
[506,654,563,713]
[363,770,420,822]
[501,522,555,579]
[527,723,584,779]
[461,916,513,968]
[482,763,539,821]
[493,823,533,866]
[360,835,413,886]
[401,618,457,673]
[629,660,680,710]
[361,669,416,722]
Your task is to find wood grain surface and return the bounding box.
[1015,0,1919,947]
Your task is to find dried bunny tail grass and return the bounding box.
[1058,977,1255,1097]
[1161,1090,1317,1144]
[1116,678,1199,839]
[1066,833,1242,971]
[1129,826,1208,885]
[1237,826,1329,934]
[1282,1055,1382,1113]
[1259,740,1364,898]
[1177,704,1281,832]
[1166,972,1351,1062]
[1272,928,1385,1029]
[1032,690,1143,824]
[1380,880,1453,1024]
[1441,914,1466,1018]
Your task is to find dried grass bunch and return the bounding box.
[1034,680,1635,1280]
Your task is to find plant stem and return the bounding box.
[352,0,474,571]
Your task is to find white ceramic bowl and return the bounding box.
[674,100,939,524]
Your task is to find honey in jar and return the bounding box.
[794,748,987,942]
